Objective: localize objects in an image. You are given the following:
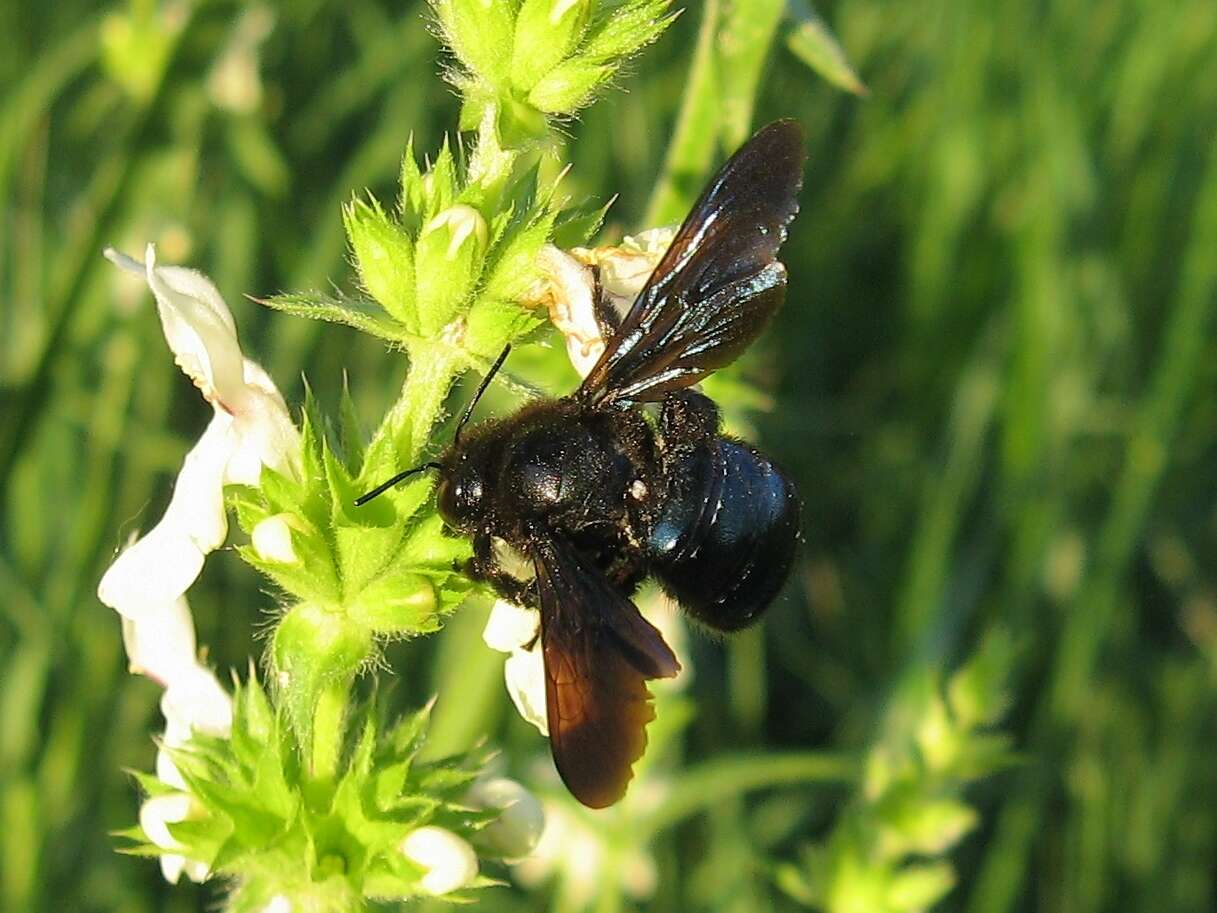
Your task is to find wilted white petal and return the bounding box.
[121,596,197,685]
[400,826,479,895]
[531,247,603,378]
[466,777,545,859]
[251,514,298,563]
[161,665,233,739]
[483,600,540,652]
[100,247,301,626]
[97,414,231,618]
[504,646,549,736]
[134,244,245,406]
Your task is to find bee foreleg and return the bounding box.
[467,532,538,608]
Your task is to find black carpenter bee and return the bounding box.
[357,120,805,808]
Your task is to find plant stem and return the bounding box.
[310,679,349,782]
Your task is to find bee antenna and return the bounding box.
[354,462,442,506]
[454,343,511,447]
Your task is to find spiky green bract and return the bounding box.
[228,389,472,747]
[776,632,1018,913]
[119,679,504,912]
[433,0,677,136]
[259,120,551,361]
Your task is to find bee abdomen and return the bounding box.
[647,438,800,631]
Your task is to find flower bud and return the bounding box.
[510,0,591,92]
[414,205,488,335]
[343,197,416,327]
[399,826,479,895]
[465,777,545,859]
[252,514,299,564]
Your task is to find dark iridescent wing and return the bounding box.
[579,120,805,405]
[531,535,680,808]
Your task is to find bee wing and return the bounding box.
[579,120,805,405]
[531,535,680,808]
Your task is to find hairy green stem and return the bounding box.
[378,343,463,464]
[310,679,350,782]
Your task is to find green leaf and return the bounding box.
[644,0,721,225]
[348,571,438,636]
[784,0,867,96]
[256,290,409,342]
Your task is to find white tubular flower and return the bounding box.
[97,244,300,620]
[513,800,658,909]
[530,247,605,378]
[483,600,548,735]
[465,777,546,860]
[573,226,676,314]
[399,826,479,895]
[530,228,676,379]
[139,793,211,884]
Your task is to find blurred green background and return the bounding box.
[3,0,1217,911]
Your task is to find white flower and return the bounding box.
[573,226,676,314]
[117,544,231,872]
[483,591,686,735]
[530,247,604,377]
[465,777,546,860]
[528,228,676,379]
[483,600,548,735]
[139,793,210,885]
[399,826,479,895]
[512,800,657,909]
[97,244,299,620]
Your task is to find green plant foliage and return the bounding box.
[5,0,1217,912]
[119,679,500,912]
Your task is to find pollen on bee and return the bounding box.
[629,480,648,500]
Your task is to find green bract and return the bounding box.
[120,680,502,913]
[228,390,472,743]
[776,633,1018,913]
[432,0,677,135]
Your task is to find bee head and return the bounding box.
[436,454,486,530]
